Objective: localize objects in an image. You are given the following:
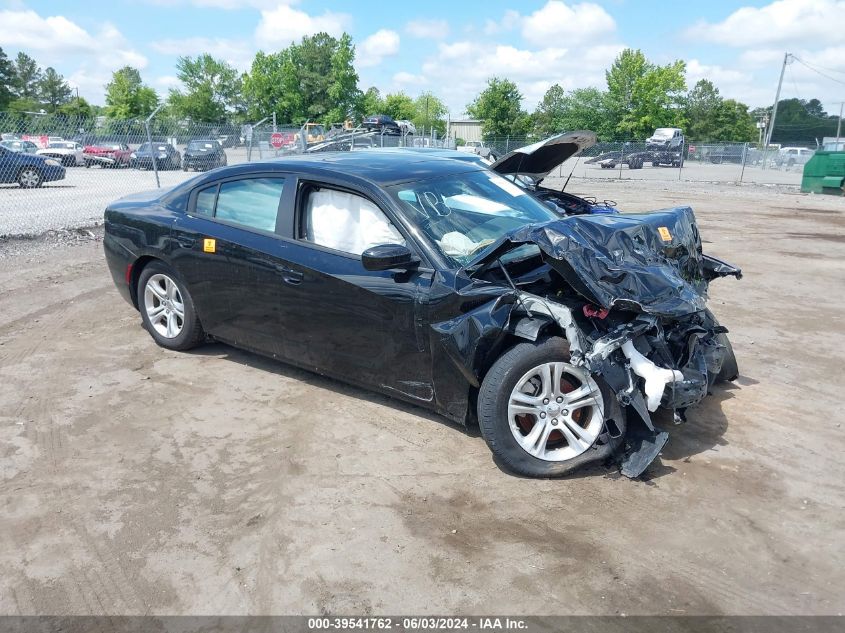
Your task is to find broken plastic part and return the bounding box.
[621,340,684,412]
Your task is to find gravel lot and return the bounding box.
[1,178,843,616]
[1,146,804,237]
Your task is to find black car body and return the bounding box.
[104,149,740,478]
[183,139,227,172]
[362,114,401,135]
[130,142,182,170]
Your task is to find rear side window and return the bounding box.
[195,186,217,216]
[192,177,285,232]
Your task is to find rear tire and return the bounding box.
[137,261,205,351]
[478,337,622,478]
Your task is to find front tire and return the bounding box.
[137,262,205,351]
[18,167,43,188]
[478,337,622,477]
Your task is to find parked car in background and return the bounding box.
[396,120,416,135]
[183,139,227,172]
[37,141,85,166]
[362,114,401,135]
[84,143,132,168]
[775,147,815,168]
[0,144,66,187]
[706,144,747,164]
[1,133,21,141]
[1,139,39,154]
[103,151,739,479]
[130,142,182,171]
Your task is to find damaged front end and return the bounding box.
[459,206,741,478]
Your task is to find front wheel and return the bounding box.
[138,262,205,351]
[18,167,43,188]
[478,337,622,477]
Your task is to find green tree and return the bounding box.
[38,67,72,112]
[12,52,41,100]
[243,50,303,122]
[466,78,530,139]
[0,47,14,110]
[764,98,839,144]
[57,96,93,119]
[604,49,686,138]
[533,85,611,138]
[381,92,416,121]
[168,54,242,122]
[105,67,159,119]
[685,79,722,140]
[244,32,361,125]
[412,91,447,134]
[358,87,383,118]
[325,33,360,124]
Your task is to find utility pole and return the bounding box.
[762,52,790,169]
[836,101,843,151]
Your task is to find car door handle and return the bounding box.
[176,236,195,248]
[275,264,303,285]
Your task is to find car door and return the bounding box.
[170,174,298,358]
[273,179,435,401]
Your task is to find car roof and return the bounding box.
[253,150,483,186]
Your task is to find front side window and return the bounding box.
[387,170,558,266]
[302,188,405,256]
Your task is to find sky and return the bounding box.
[1,0,844,118]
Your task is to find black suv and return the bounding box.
[361,114,401,135]
[183,139,227,172]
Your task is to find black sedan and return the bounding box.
[104,150,740,478]
[130,142,181,170]
[183,139,227,172]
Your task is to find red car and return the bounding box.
[83,143,132,168]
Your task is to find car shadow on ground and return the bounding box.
[188,342,481,439]
[187,342,754,482]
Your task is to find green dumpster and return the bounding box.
[801,151,845,195]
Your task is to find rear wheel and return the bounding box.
[138,262,205,351]
[18,167,43,188]
[478,337,621,477]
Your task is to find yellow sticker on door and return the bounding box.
[657,227,672,242]
[203,238,216,253]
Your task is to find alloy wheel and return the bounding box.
[19,169,41,187]
[507,362,605,461]
[144,274,185,339]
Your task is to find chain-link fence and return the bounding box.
[0,109,821,238]
[475,137,815,187]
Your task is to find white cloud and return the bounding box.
[151,37,253,71]
[0,9,146,68]
[405,19,449,39]
[483,10,520,35]
[393,71,427,86]
[357,29,400,68]
[0,9,148,105]
[420,40,623,113]
[154,75,182,91]
[521,1,616,42]
[254,4,349,49]
[688,0,845,47]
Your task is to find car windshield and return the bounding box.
[188,141,216,150]
[653,128,674,138]
[386,169,559,267]
[138,143,167,151]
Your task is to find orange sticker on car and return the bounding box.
[658,227,672,241]
[203,238,216,253]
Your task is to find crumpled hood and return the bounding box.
[467,207,741,318]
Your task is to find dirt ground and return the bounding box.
[1,179,843,616]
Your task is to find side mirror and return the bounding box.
[362,243,419,271]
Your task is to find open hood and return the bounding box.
[489,131,597,183]
[465,207,741,318]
